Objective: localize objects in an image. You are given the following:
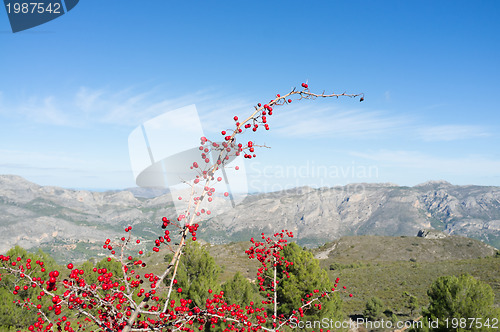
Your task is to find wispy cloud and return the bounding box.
[385,90,391,101]
[197,97,255,134]
[0,149,129,172]
[351,149,500,176]
[20,95,71,126]
[269,103,492,142]
[271,104,412,139]
[2,87,494,145]
[417,125,490,141]
[0,149,85,172]
[0,149,134,188]
[75,86,256,132]
[0,92,70,125]
[72,87,220,126]
[2,87,254,129]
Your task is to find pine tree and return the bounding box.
[0,247,60,330]
[221,271,258,306]
[419,274,500,331]
[275,242,343,322]
[164,241,220,307]
[364,296,384,321]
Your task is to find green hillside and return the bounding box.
[203,234,500,319]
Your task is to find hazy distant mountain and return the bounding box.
[109,187,171,198]
[0,175,499,262]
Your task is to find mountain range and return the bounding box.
[0,175,499,262]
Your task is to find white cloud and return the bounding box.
[72,87,217,126]
[271,104,412,139]
[0,149,112,172]
[267,103,492,143]
[3,87,254,129]
[75,87,105,113]
[3,87,493,146]
[417,125,490,141]
[351,149,500,177]
[197,97,255,134]
[19,95,71,126]
[385,90,391,101]
[0,149,134,188]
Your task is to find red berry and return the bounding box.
[258,103,262,107]
[288,99,292,103]
[178,288,182,293]
[233,116,238,121]
[301,83,308,88]
[221,130,226,135]
[67,264,73,269]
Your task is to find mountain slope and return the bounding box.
[1,175,499,262]
[204,181,500,249]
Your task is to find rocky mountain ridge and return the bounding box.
[1,175,499,262]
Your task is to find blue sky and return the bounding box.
[1,0,499,191]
